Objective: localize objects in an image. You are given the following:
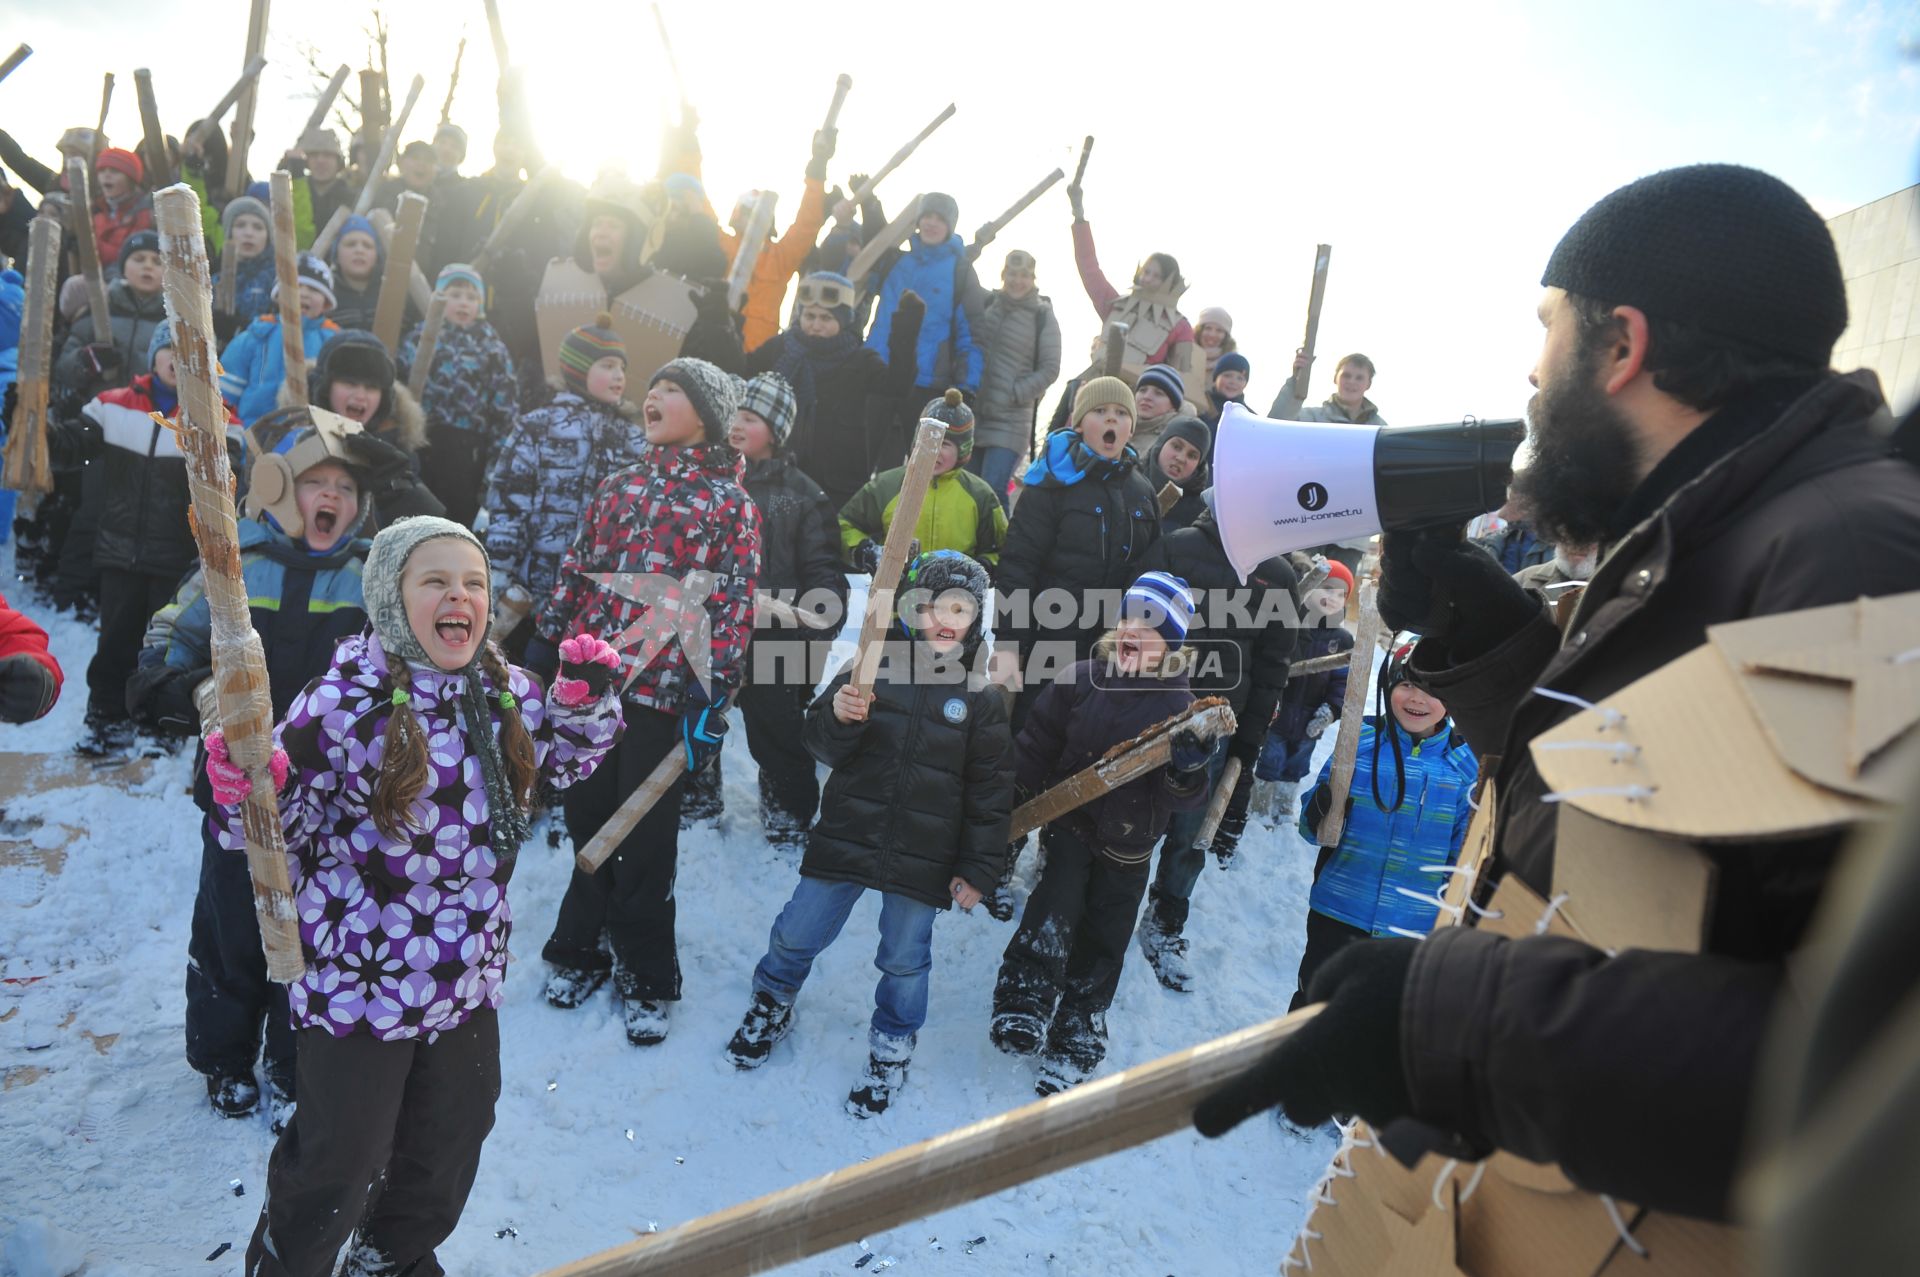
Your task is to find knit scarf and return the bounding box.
[772,325,862,419]
[1022,428,1138,489]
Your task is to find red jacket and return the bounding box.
[94,197,155,268]
[0,591,62,712]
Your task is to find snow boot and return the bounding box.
[622,996,671,1046]
[1036,1006,1106,1098]
[1273,780,1300,820]
[679,756,724,827]
[266,1074,296,1135]
[724,991,794,1069]
[989,1010,1045,1057]
[206,1072,261,1119]
[544,963,610,1009]
[1137,915,1194,992]
[75,712,135,759]
[845,1030,914,1118]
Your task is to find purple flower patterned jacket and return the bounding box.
[214,629,623,1042]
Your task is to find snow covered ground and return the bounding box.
[0,558,1339,1277]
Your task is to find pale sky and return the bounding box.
[7,0,1918,424]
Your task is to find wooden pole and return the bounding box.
[215,237,239,316]
[822,73,852,132]
[1070,135,1094,190]
[225,0,272,200]
[439,37,466,124]
[153,183,305,983]
[184,54,268,153]
[300,63,352,142]
[2,215,60,495]
[96,72,115,135]
[845,195,922,292]
[133,69,173,190]
[309,206,350,262]
[965,167,1065,263]
[354,73,425,216]
[650,3,690,117]
[1314,577,1380,848]
[1194,756,1241,850]
[62,158,112,345]
[535,1007,1320,1277]
[723,191,777,314]
[483,0,510,70]
[848,104,956,204]
[470,164,559,275]
[1010,700,1235,842]
[0,44,31,88]
[1101,319,1128,379]
[356,68,389,179]
[849,418,947,697]
[270,171,308,408]
[1292,243,1332,406]
[406,294,447,399]
[372,190,428,352]
[575,748,686,875]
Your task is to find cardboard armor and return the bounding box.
[1277,591,1919,1277]
[1080,272,1195,386]
[534,259,701,385]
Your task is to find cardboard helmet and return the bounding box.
[244,407,366,539]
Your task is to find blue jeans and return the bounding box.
[1256,731,1319,783]
[968,446,1021,512]
[1150,739,1229,921]
[752,876,938,1040]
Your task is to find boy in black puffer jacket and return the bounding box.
[724,550,1014,1118]
[729,371,849,851]
[991,573,1212,1096]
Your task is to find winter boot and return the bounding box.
[266,1074,296,1135]
[206,1072,261,1119]
[845,1030,914,1118]
[622,996,671,1046]
[679,756,724,827]
[759,777,812,857]
[544,963,610,1009]
[1273,780,1300,820]
[989,1010,1045,1057]
[75,711,135,759]
[1036,1006,1106,1097]
[723,991,794,1069]
[1136,913,1194,993]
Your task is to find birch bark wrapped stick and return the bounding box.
[1008,698,1236,843]
[0,44,30,88]
[848,104,956,204]
[534,1005,1319,1277]
[153,183,305,982]
[2,214,60,495]
[269,171,307,407]
[62,158,113,346]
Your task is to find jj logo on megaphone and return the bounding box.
[1212,402,1525,583]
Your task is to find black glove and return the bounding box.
[82,343,125,388]
[1302,783,1353,836]
[1378,527,1541,661]
[341,431,415,492]
[1066,182,1085,223]
[1169,726,1212,773]
[1194,937,1418,1135]
[893,289,926,323]
[0,653,57,723]
[682,685,730,774]
[850,539,882,576]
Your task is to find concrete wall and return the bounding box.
[1828,184,1920,414]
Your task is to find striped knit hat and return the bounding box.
[921,388,975,462]
[560,311,626,398]
[1137,363,1185,409]
[272,253,335,309]
[436,262,485,309]
[739,372,798,445]
[1123,571,1197,650]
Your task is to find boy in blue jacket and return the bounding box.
[1289,637,1477,1010]
[219,253,343,426]
[862,192,984,468]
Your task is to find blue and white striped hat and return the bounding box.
[1123,571,1197,650]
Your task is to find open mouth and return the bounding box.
[312,509,338,537]
[1102,429,1119,447]
[644,404,664,426]
[1117,637,1142,666]
[434,614,474,646]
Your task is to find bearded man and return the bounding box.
[1194,164,1920,1222]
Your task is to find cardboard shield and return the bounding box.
[535,258,701,383]
[1081,283,1187,382]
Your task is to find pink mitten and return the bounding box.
[554,633,621,706]
[205,730,289,805]
[558,634,621,669]
[551,676,593,707]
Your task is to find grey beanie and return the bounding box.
[221,195,271,238]
[363,517,492,671]
[651,356,744,444]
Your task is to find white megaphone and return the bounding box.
[1212,401,1526,582]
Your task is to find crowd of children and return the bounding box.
[0,104,1503,1277]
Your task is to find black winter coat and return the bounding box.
[801,653,1016,909]
[1161,510,1298,760]
[1399,371,1920,1220]
[53,280,167,398]
[741,452,849,639]
[1016,658,1208,863]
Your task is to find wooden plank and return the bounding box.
[224,0,272,199]
[1010,700,1235,842]
[62,158,112,344]
[372,190,428,353]
[848,418,947,697]
[406,294,447,400]
[1315,577,1381,848]
[133,69,174,190]
[3,215,60,494]
[269,171,307,407]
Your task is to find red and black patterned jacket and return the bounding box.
[535,441,762,714]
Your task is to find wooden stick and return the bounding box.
[154,183,305,983]
[1157,480,1182,517]
[354,73,425,216]
[483,0,510,69]
[269,171,307,407]
[650,3,690,116]
[822,73,852,132]
[184,54,268,153]
[1194,756,1242,850]
[133,69,173,190]
[723,191,777,313]
[301,63,352,143]
[1293,243,1332,405]
[535,1006,1319,1277]
[845,194,921,292]
[1315,578,1380,848]
[225,0,271,199]
[1010,700,1236,842]
[96,72,115,135]
[576,748,686,875]
[1070,135,1094,190]
[965,167,1064,263]
[373,191,428,352]
[849,418,947,698]
[0,44,31,88]
[849,104,956,205]
[440,37,466,124]
[406,294,447,400]
[356,68,388,174]
[3,215,60,494]
[214,237,238,316]
[471,163,559,275]
[309,206,350,261]
[62,158,112,345]
[1101,319,1128,379]
[1286,650,1351,679]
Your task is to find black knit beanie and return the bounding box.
[1541,164,1846,366]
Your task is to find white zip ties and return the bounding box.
[1601,1194,1649,1257]
[1536,740,1641,763]
[1418,863,1503,919]
[1541,784,1656,805]
[1892,645,1920,666]
[1532,685,1625,729]
[1431,1159,1459,1210]
[1431,1157,1490,1211]
[1459,1160,1488,1204]
[1535,891,1572,935]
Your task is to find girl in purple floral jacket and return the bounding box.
[206,516,624,1277]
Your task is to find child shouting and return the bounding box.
[723,550,1014,1117]
[208,517,624,1276]
[991,572,1211,1095]
[838,389,1007,572]
[399,263,518,527]
[535,357,761,1047]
